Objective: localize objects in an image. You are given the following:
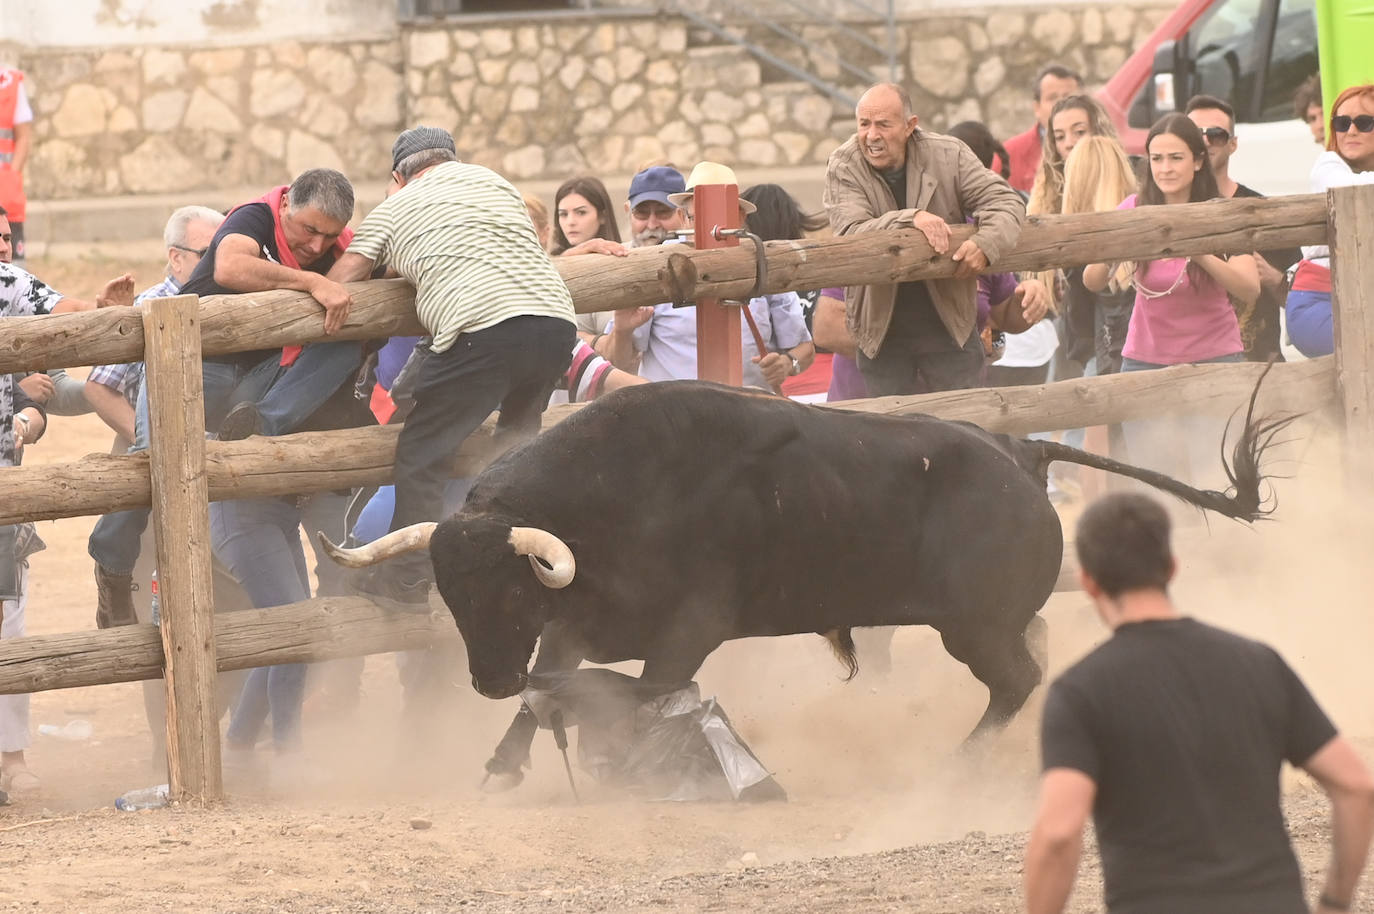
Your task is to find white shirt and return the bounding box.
[607,292,811,391]
[1302,151,1374,266]
[13,82,32,124]
[994,318,1059,368]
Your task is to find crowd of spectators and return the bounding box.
[2,61,1370,911]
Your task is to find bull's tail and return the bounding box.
[1029,364,1299,523]
[821,628,859,681]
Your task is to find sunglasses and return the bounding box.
[1332,115,1374,134]
[1200,126,1231,145]
[171,244,209,256]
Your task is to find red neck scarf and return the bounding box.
[238,185,355,365]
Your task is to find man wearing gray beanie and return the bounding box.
[324,126,577,610]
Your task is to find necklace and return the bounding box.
[1134,258,1191,300]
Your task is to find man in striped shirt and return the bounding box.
[326,126,576,610]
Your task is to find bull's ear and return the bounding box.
[508,527,576,589]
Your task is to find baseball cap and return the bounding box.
[627,166,687,210]
[391,126,457,171]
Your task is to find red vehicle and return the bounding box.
[1097,0,1319,194]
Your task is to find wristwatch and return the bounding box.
[788,356,801,376]
[14,413,30,438]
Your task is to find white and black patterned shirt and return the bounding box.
[0,263,64,466]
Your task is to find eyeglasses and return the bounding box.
[171,244,208,257]
[1332,115,1374,134]
[1200,126,1231,145]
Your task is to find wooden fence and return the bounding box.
[0,188,1369,803]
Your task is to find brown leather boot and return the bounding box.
[94,564,138,629]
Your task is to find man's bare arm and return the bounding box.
[216,234,357,333]
[84,380,137,443]
[326,251,379,285]
[1304,736,1374,912]
[1024,768,1095,914]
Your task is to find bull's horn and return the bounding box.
[508,526,576,589]
[316,523,437,568]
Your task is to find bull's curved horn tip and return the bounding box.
[316,531,349,560]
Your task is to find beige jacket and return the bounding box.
[823,130,1026,358]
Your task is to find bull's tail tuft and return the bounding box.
[821,627,859,681]
[1031,363,1300,523]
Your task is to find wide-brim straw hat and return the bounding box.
[666,161,757,213]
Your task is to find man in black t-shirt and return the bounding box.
[1186,95,1302,361]
[1025,493,1374,914]
[86,169,369,635]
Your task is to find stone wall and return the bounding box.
[16,3,1173,201]
[22,40,402,200]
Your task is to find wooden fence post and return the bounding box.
[1329,185,1374,461]
[142,294,222,802]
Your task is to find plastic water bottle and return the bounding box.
[115,784,169,811]
[37,720,93,741]
[149,569,160,626]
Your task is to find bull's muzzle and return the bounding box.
[473,671,529,700]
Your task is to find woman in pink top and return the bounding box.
[1084,114,1258,369]
[1083,114,1259,486]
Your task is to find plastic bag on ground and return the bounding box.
[523,669,785,803]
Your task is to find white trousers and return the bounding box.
[0,564,29,753]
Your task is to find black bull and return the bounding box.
[321,379,1286,789]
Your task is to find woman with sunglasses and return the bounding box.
[1285,83,1374,358]
[1083,114,1258,483]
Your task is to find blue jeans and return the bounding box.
[213,495,343,751]
[89,345,361,575]
[1285,289,1332,358]
[337,481,471,704]
[1120,352,1245,486]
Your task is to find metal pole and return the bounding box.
[693,183,743,386]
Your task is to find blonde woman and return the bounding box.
[1060,136,1137,375]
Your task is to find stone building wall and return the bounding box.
[16,3,1173,201]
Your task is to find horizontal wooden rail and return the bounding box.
[0,195,1329,372]
[0,595,457,696]
[0,358,1337,526]
[1,564,1105,696]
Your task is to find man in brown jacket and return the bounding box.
[824,82,1026,394]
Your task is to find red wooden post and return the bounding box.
[692,183,743,387]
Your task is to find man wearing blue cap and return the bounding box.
[576,165,689,350]
[624,164,687,248]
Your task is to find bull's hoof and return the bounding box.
[480,768,525,793]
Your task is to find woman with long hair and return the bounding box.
[1285,83,1374,357]
[1085,113,1257,366]
[1028,94,1120,218]
[551,176,628,342]
[734,182,819,398]
[1061,136,1137,375]
[948,120,1012,183]
[550,175,624,257]
[1084,114,1258,483]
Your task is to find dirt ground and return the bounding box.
[4,256,1373,912]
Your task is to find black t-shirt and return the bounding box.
[879,165,950,352]
[1042,618,1336,914]
[181,202,339,366]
